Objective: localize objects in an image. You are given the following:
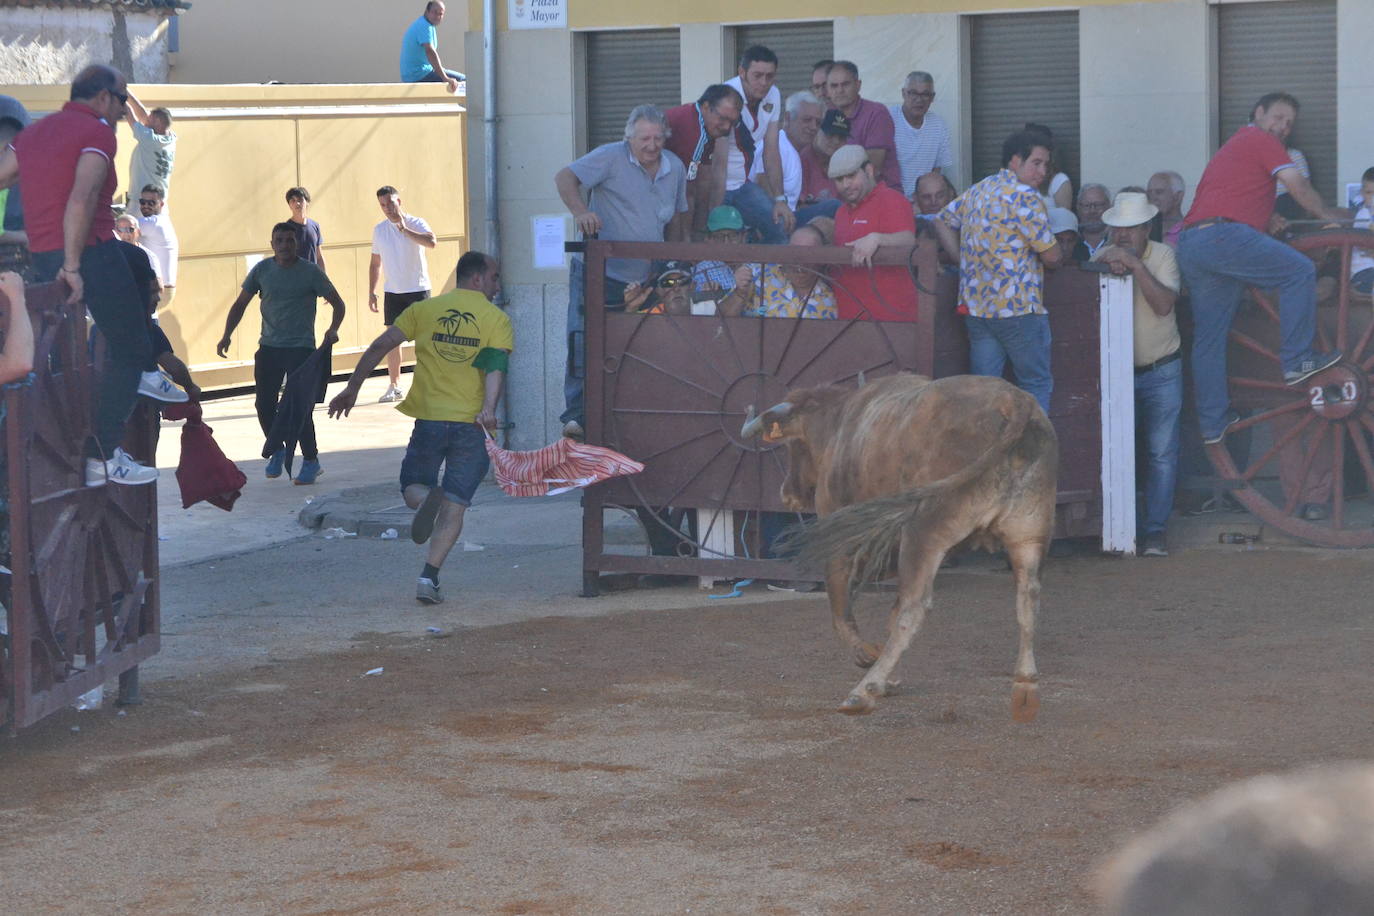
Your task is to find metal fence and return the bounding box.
[1,281,160,732]
[577,237,1104,594]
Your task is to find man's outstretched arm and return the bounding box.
[328,326,407,417]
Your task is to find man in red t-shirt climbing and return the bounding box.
[1177,91,1348,445]
[0,64,160,486]
[829,144,917,321]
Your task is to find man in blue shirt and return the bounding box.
[400,1,464,93]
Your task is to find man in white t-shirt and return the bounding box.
[136,185,178,303]
[779,91,840,226]
[889,71,953,198]
[369,185,437,402]
[718,44,789,244]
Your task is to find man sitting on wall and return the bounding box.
[399,1,464,92]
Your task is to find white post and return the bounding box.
[1099,275,1137,554]
[697,509,735,589]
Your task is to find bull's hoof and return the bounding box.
[1011,682,1040,722]
[837,694,877,715]
[853,643,881,668]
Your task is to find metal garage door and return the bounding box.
[969,11,1080,188]
[1217,0,1337,201]
[584,29,682,151]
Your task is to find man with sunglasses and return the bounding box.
[136,185,178,305]
[0,64,158,486]
[889,71,952,198]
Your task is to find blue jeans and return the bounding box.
[796,199,841,226]
[417,68,466,83]
[1135,356,1183,534]
[724,181,787,244]
[964,313,1053,416]
[399,420,489,506]
[1177,221,1317,438]
[562,257,627,426]
[1352,267,1374,295]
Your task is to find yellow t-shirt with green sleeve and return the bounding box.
[392,289,514,423]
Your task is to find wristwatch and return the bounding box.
[773,195,787,203]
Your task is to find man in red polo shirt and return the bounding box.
[829,145,917,321]
[1176,91,1348,446]
[0,64,157,486]
[664,84,742,239]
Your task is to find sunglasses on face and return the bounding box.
[657,275,689,288]
[138,198,160,206]
[111,90,128,106]
[115,226,136,234]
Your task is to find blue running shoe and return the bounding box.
[294,459,323,485]
[265,448,287,479]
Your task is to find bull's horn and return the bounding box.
[740,401,792,438]
[740,404,762,439]
[856,370,866,388]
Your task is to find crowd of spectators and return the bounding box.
[555,43,1360,556]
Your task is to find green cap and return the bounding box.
[706,205,745,232]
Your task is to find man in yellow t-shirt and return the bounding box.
[329,251,512,605]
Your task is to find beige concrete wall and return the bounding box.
[3,82,468,391]
[680,23,728,103]
[173,0,468,85]
[1079,0,1211,210]
[464,27,577,448]
[0,7,170,84]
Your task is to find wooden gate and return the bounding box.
[578,238,1105,592]
[1,281,160,732]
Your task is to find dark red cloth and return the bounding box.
[832,183,918,321]
[163,401,248,511]
[13,102,118,252]
[1183,126,1293,233]
[799,145,840,207]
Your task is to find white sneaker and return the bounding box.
[138,370,189,403]
[378,385,401,403]
[85,447,159,487]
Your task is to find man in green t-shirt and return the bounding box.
[217,222,346,484]
[329,250,512,605]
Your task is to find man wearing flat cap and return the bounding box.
[828,144,917,321]
[1092,191,1181,557]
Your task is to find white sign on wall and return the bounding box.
[509,0,566,29]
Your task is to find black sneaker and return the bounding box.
[1202,411,1241,445]
[1141,533,1169,557]
[410,486,446,544]
[1284,351,1342,386]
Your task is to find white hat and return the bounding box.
[1047,206,1078,235]
[1103,191,1159,228]
[827,144,869,179]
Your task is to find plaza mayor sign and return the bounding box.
[509,0,566,29]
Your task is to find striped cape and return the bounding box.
[484,432,644,498]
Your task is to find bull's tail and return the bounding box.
[782,391,1036,597]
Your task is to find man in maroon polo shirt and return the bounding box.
[0,64,157,486]
[825,60,901,192]
[664,84,742,239]
[829,145,918,321]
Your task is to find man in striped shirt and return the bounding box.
[890,71,953,198]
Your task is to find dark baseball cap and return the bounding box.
[820,109,850,138]
[655,260,691,285]
[0,95,30,132]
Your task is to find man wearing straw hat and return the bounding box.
[1093,191,1182,557]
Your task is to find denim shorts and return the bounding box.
[398,419,489,506]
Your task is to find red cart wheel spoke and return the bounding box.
[1331,423,1347,529]
[1228,328,1281,365]
[1239,411,1315,482]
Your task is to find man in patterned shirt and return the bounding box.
[932,129,1063,415]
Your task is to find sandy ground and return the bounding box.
[5,538,1374,915]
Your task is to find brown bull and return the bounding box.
[741,373,1058,719]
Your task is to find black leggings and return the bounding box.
[254,345,317,460]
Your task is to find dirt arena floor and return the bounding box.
[4,546,1374,915]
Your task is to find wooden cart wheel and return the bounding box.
[1208,229,1374,547]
